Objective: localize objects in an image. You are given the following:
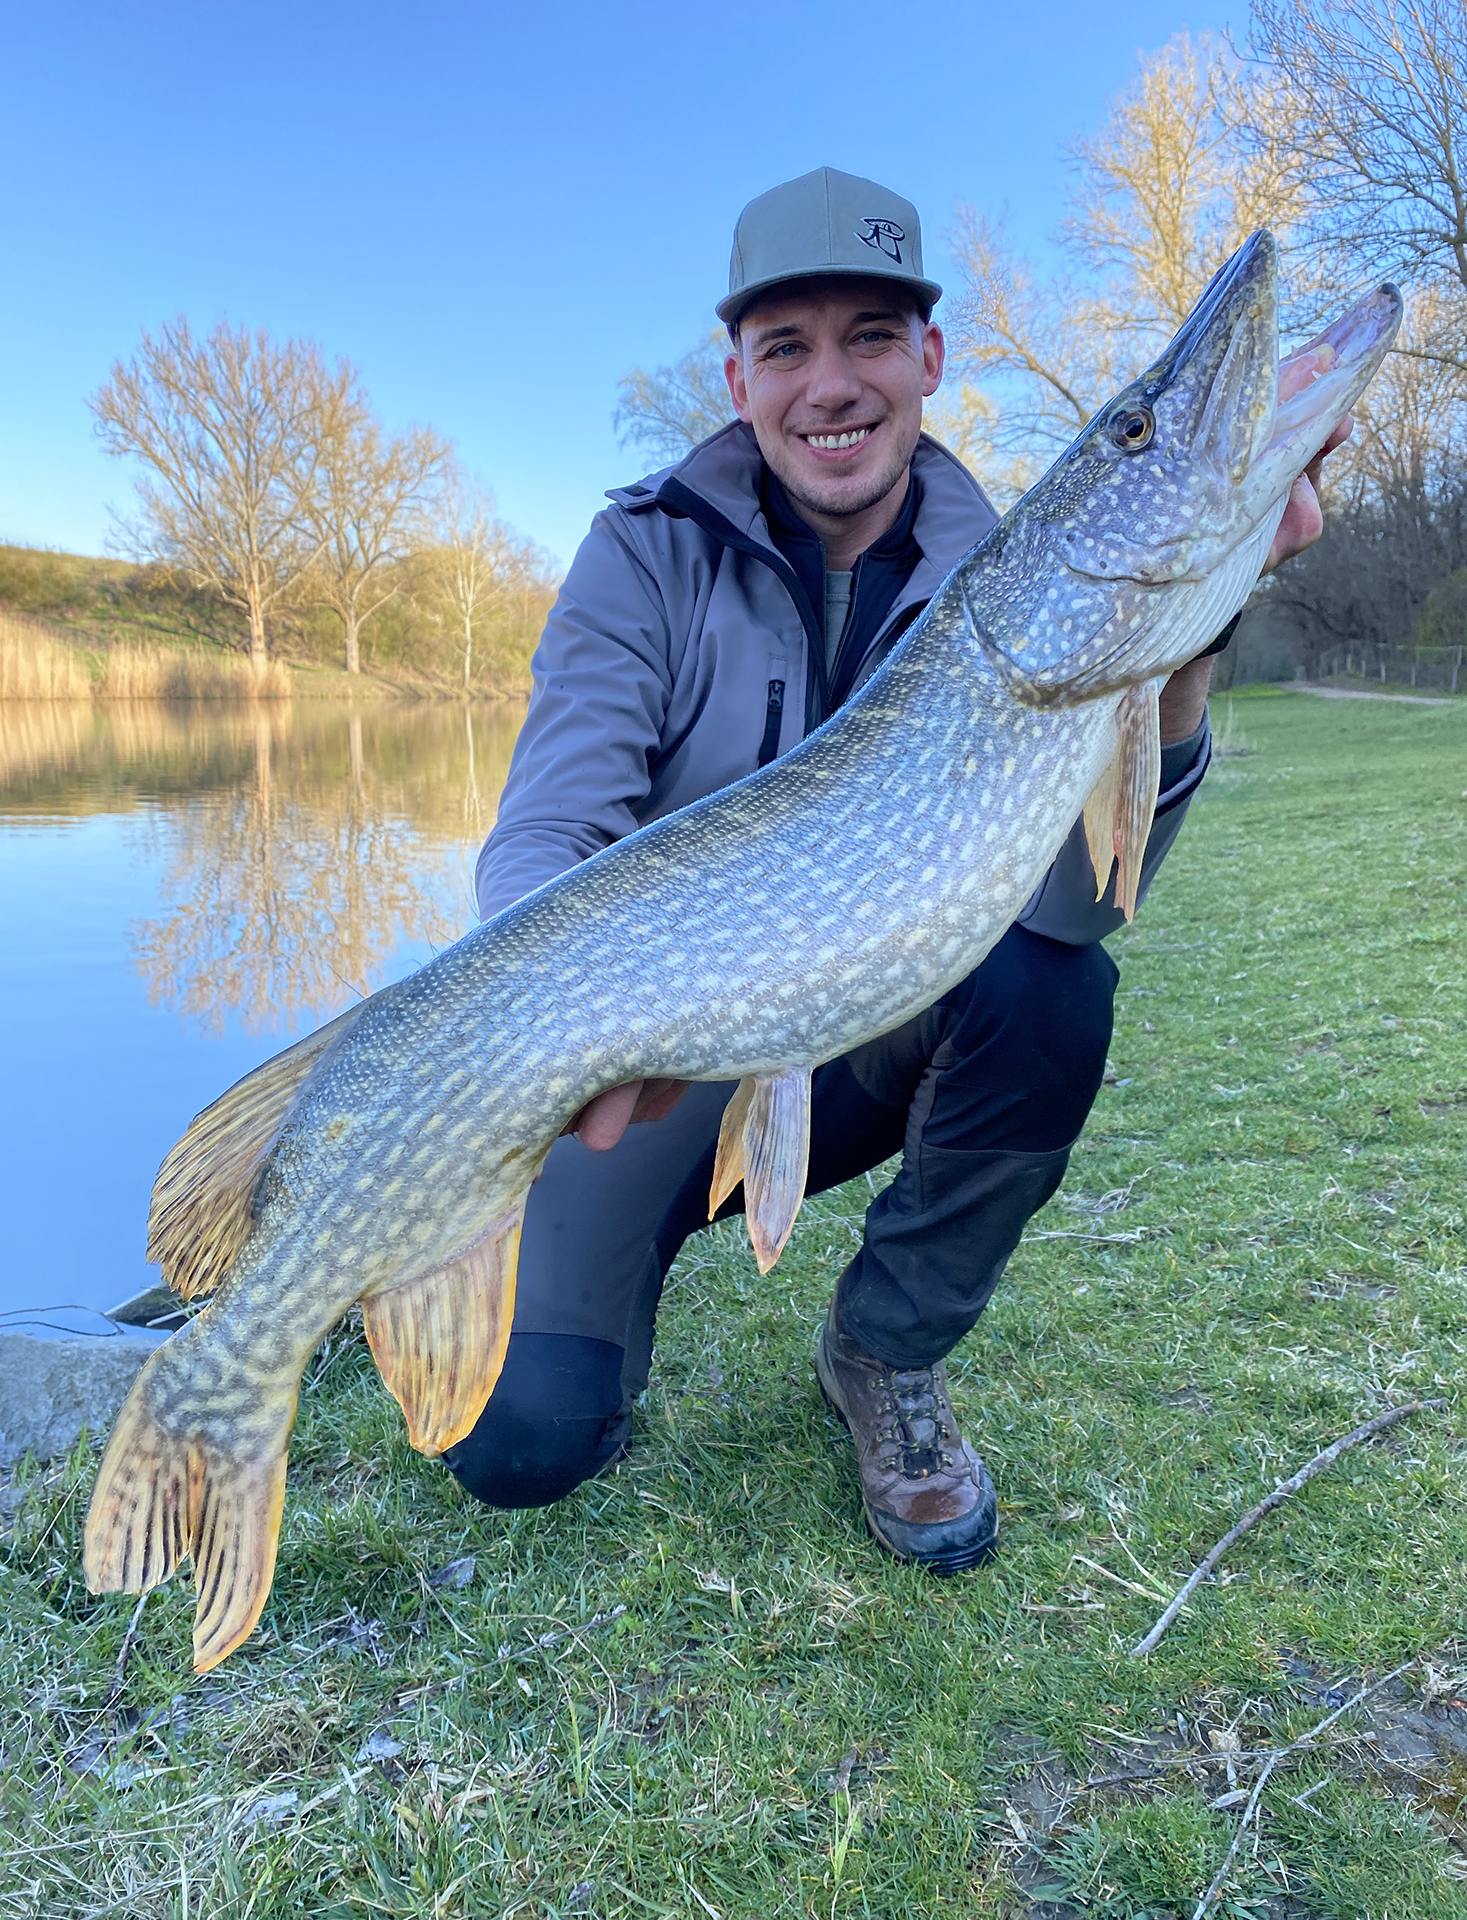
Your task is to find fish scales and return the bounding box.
[82,231,1402,1671]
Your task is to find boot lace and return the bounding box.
[871,1364,957,1479]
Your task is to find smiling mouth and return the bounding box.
[800,426,876,451]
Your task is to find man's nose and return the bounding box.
[803,343,864,411]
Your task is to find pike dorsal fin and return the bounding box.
[147,1002,365,1302]
[709,1068,812,1274]
[1083,681,1162,921]
[363,1200,527,1456]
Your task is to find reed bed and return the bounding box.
[0,613,293,701]
[97,641,292,700]
[0,614,92,699]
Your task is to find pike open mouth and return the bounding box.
[1266,284,1401,459]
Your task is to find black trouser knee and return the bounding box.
[443,1332,630,1510]
[836,926,1119,1364]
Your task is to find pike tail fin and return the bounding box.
[1081,681,1162,922]
[709,1068,812,1273]
[84,1336,296,1674]
[364,1197,528,1456]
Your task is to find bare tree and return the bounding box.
[1250,0,1467,313]
[613,329,734,462]
[426,475,559,691]
[948,34,1311,490]
[306,398,449,674]
[90,319,350,666]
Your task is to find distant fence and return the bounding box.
[1309,641,1464,694]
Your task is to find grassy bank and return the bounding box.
[3,690,1467,1918]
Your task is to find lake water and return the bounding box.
[0,698,525,1321]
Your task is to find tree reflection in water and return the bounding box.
[0,696,525,1036]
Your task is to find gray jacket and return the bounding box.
[476,421,1209,933]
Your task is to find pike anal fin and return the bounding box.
[363,1199,526,1457]
[1083,681,1162,922]
[708,1068,812,1274]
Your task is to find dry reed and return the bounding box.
[0,613,292,701]
[0,614,92,699]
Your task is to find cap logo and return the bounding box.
[856,217,905,263]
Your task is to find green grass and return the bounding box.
[4,688,1467,1919]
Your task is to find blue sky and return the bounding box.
[2,0,1229,569]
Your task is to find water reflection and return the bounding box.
[0,697,525,1311]
[1,698,524,1034]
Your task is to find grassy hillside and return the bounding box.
[0,545,549,697]
[3,690,1466,1917]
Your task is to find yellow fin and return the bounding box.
[1082,748,1121,903]
[84,1331,297,1674]
[148,1002,364,1302]
[189,1441,290,1674]
[363,1201,526,1457]
[1112,679,1162,922]
[708,1069,812,1274]
[708,1077,755,1218]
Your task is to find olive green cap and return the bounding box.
[717,166,942,326]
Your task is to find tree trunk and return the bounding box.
[247,587,268,670]
[344,612,361,675]
[463,614,473,691]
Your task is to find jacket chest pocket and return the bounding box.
[757,656,790,768]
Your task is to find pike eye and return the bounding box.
[1109,405,1155,452]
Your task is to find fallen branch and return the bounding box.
[1191,1660,1417,1920]
[1132,1400,1445,1658]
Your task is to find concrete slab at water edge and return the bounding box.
[0,1312,168,1468]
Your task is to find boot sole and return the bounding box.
[815,1349,999,1577]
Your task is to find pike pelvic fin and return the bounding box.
[1081,683,1162,922]
[709,1068,812,1274]
[83,1331,296,1675]
[363,1200,527,1456]
[148,1003,365,1303]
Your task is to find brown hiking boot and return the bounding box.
[815,1302,998,1573]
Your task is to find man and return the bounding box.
[445,168,1342,1570]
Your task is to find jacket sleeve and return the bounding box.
[1015,714,1212,945]
[475,510,674,920]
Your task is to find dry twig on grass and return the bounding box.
[1132,1400,1446,1658]
[1190,1661,1417,1920]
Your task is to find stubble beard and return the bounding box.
[773,440,913,526]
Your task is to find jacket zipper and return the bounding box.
[756,679,785,767]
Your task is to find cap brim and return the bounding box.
[717,264,943,326]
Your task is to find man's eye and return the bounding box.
[856,331,894,345]
[769,343,804,360]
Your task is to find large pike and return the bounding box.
[85,234,1400,1671]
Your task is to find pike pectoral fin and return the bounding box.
[1112,679,1162,922]
[363,1199,526,1457]
[148,1002,366,1302]
[708,1069,812,1274]
[84,1332,296,1675]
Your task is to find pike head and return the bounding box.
[960,230,1402,705]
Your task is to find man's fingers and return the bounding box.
[630,1078,690,1125]
[571,1080,644,1152]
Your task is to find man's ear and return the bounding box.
[725,349,751,423]
[921,322,945,400]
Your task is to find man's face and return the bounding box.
[725,279,944,522]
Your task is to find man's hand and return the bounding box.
[1261,410,1353,577]
[565,1078,690,1152]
